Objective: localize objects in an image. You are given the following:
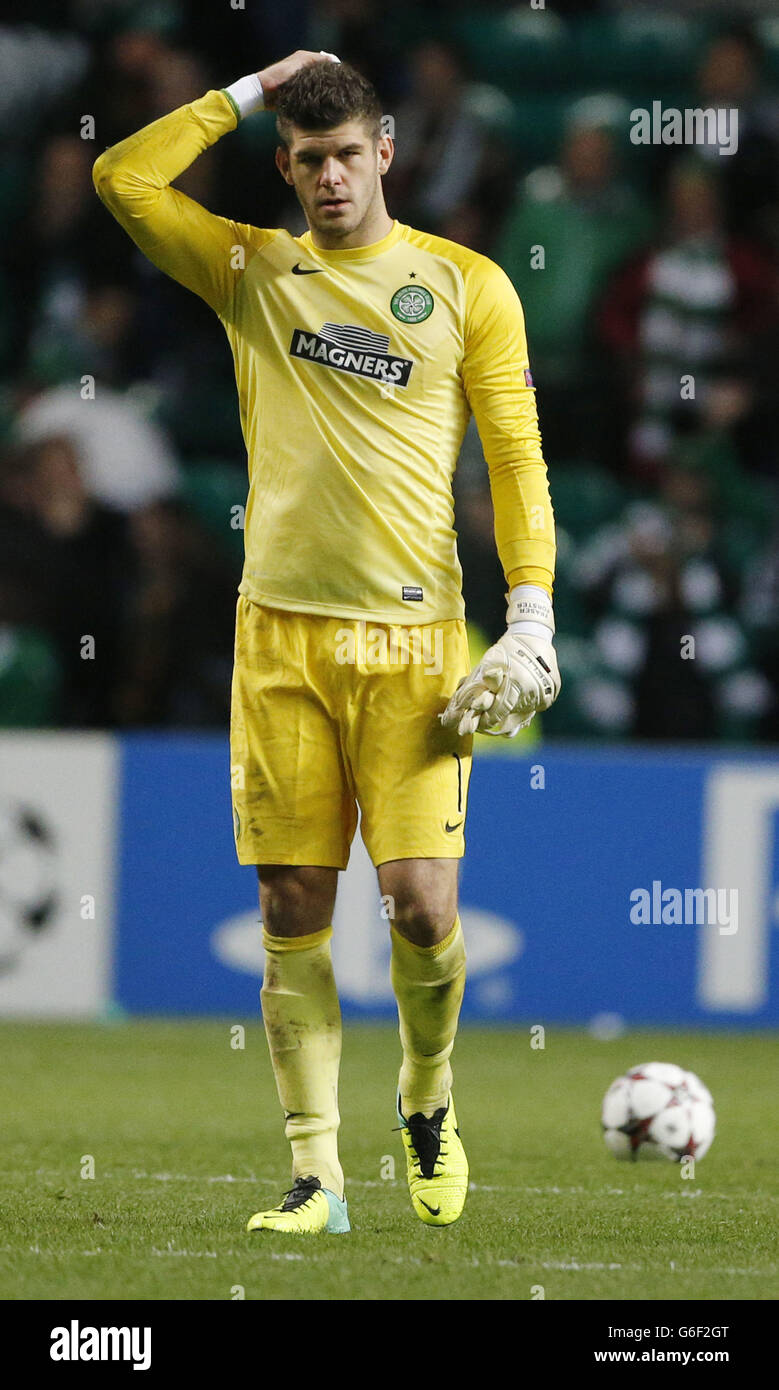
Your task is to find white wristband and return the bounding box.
[223,53,340,122]
[223,73,265,119]
[507,584,555,640]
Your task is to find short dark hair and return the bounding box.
[275,60,383,149]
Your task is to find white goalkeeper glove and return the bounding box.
[440,585,561,738]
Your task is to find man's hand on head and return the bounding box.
[257,50,340,110]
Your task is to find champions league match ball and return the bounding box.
[601,1062,716,1162]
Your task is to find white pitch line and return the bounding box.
[150,1248,306,1262]
[0,1244,774,1277]
[121,1174,779,1201]
[540,1260,639,1271]
[151,1246,219,1258]
[21,1168,779,1204]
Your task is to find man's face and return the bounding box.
[276,119,393,240]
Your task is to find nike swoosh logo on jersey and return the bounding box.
[445,820,464,833]
[291,263,324,275]
[419,1199,441,1216]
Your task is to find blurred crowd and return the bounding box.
[0,1,778,740]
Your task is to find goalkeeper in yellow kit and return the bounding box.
[94,50,559,1235]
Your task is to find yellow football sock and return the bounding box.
[390,914,466,1119]
[260,925,344,1201]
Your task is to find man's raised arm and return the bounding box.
[92,51,339,315]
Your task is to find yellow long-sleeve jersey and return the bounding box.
[93,89,555,623]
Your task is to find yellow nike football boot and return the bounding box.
[396,1093,469,1226]
[246,1175,350,1234]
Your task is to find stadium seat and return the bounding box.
[159,380,244,455]
[501,94,570,164]
[672,433,775,580]
[550,528,593,638]
[756,16,779,80]
[540,634,633,739]
[0,626,61,727]
[180,460,247,565]
[451,9,575,92]
[497,191,653,381]
[573,14,703,90]
[549,464,630,543]
[462,84,519,146]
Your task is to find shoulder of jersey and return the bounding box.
[400,225,504,285]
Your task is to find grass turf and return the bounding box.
[1,1021,777,1301]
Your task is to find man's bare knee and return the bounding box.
[257,864,338,938]
[377,858,459,947]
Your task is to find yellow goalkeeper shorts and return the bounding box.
[229,595,473,868]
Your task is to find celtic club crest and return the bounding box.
[391,285,434,323]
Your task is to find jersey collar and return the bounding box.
[297,219,405,263]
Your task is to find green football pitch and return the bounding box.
[1,1021,777,1301]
